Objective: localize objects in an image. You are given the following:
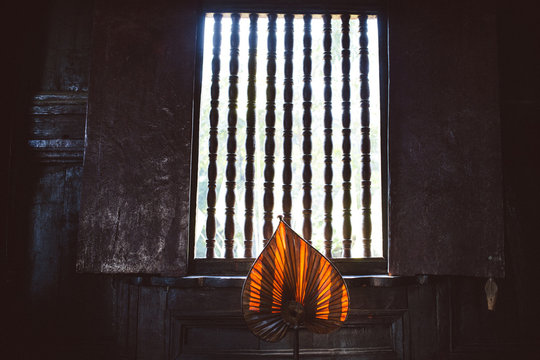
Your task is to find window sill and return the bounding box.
[189,257,388,276]
[126,274,414,289]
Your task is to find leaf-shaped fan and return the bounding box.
[242,218,349,357]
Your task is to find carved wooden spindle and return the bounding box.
[323,14,333,258]
[244,13,258,258]
[263,14,277,246]
[282,14,294,225]
[359,15,372,258]
[224,13,240,259]
[206,13,222,259]
[302,14,312,243]
[341,14,352,258]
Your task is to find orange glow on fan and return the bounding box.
[242,219,350,342]
[248,256,263,311]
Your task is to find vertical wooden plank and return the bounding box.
[341,14,352,258]
[29,167,65,308]
[77,0,196,275]
[224,13,240,259]
[136,286,168,359]
[407,282,438,359]
[435,278,451,353]
[388,0,504,277]
[115,280,130,358]
[302,14,313,243]
[391,313,407,360]
[263,14,277,246]
[57,164,83,342]
[282,13,294,225]
[322,14,333,258]
[127,284,139,359]
[58,166,82,284]
[206,13,222,259]
[244,13,258,258]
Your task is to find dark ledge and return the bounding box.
[125,275,415,288]
[189,257,388,276]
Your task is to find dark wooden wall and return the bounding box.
[3,0,539,358]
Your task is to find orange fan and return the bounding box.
[242,218,349,356]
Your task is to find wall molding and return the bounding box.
[29,91,87,163]
[28,139,84,163]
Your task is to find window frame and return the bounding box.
[188,1,389,276]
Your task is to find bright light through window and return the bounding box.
[195,13,382,259]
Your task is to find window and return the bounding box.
[78,0,504,278]
[191,11,387,274]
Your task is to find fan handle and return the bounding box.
[293,327,299,360]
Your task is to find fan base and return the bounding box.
[282,301,305,328]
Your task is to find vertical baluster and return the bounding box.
[206,13,222,259]
[359,15,372,258]
[323,14,333,258]
[283,14,294,225]
[263,14,277,246]
[302,15,312,243]
[225,13,240,259]
[341,14,352,258]
[244,13,258,258]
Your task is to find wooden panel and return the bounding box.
[349,286,407,310]
[163,283,408,359]
[169,310,405,360]
[137,286,168,359]
[77,0,197,275]
[388,0,504,277]
[446,278,537,357]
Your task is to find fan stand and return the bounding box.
[283,300,304,360]
[293,326,300,360]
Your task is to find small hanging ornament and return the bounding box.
[485,277,498,311]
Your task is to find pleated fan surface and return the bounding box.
[242,220,349,342]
